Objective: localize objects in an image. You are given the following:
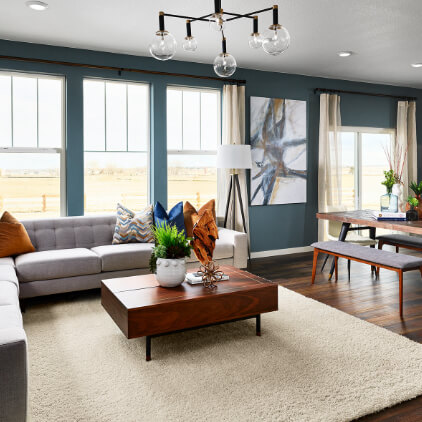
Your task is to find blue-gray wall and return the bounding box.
[1,40,421,252]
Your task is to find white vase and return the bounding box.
[156,258,186,288]
[392,183,404,212]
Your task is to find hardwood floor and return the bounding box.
[249,249,422,422]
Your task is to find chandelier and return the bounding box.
[149,1,290,78]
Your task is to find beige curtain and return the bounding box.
[396,101,417,200]
[217,85,249,236]
[318,94,342,240]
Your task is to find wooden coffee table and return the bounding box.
[101,266,278,361]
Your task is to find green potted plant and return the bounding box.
[380,169,398,212]
[149,223,192,287]
[406,196,419,221]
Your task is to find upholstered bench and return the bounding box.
[378,234,422,253]
[311,241,422,317]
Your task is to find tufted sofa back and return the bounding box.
[22,215,116,252]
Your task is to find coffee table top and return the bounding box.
[102,266,275,311]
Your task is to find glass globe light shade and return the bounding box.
[149,31,177,61]
[213,53,237,77]
[209,13,226,31]
[248,33,263,49]
[182,36,198,52]
[262,25,290,56]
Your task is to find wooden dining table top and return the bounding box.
[316,210,422,235]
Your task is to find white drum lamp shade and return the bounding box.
[217,145,252,169]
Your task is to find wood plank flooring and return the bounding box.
[249,249,422,422]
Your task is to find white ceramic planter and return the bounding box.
[156,258,186,288]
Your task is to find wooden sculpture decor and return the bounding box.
[192,209,223,289]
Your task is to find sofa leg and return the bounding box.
[19,299,26,313]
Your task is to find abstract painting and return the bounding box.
[250,96,307,206]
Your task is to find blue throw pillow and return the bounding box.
[154,201,186,235]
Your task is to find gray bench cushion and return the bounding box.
[91,243,154,272]
[312,241,422,270]
[0,305,22,330]
[16,248,102,282]
[377,234,422,248]
[0,281,19,306]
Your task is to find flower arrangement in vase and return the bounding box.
[382,144,408,211]
[149,223,192,287]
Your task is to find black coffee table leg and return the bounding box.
[256,314,261,336]
[146,336,151,361]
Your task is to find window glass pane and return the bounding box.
[12,76,37,147]
[84,80,105,151]
[0,152,60,219]
[182,90,200,150]
[84,152,148,213]
[105,82,127,151]
[200,92,219,150]
[168,154,217,209]
[38,78,62,148]
[340,132,356,210]
[167,89,182,150]
[0,75,12,147]
[361,132,391,210]
[128,84,148,151]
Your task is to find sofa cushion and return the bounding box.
[91,243,154,272]
[15,248,101,282]
[0,281,19,306]
[187,236,234,263]
[0,257,14,266]
[0,265,19,289]
[0,305,22,330]
[154,201,186,234]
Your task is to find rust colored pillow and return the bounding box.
[0,211,35,258]
[183,199,216,238]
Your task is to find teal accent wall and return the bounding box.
[1,40,421,252]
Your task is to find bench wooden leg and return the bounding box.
[311,249,319,284]
[376,267,380,280]
[378,240,384,250]
[334,256,338,282]
[399,270,403,318]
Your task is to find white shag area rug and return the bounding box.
[24,286,422,422]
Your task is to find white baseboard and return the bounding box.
[251,246,313,259]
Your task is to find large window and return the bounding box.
[0,72,64,219]
[167,86,221,209]
[340,127,394,210]
[83,79,149,214]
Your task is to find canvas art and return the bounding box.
[250,96,307,206]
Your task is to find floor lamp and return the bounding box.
[217,145,252,259]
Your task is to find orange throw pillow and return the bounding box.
[0,211,35,258]
[183,199,216,238]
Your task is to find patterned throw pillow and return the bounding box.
[112,204,154,244]
[153,201,186,235]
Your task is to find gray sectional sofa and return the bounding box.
[0,214,248,422]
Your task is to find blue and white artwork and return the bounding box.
[250,96,307,206]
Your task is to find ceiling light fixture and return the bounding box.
[411,63,422,68]
[337,51,352,57]
[149,1,290,78]
[26,1,48,11]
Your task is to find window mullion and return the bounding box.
[104,82,107,151]
[36,78,40,148]
[126,83,129,152]
[10,76,14,147]
[181,90,184,150]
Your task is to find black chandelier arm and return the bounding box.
[161,6,274,24]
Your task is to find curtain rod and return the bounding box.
[314,87,416,102]
[0,55,246,85]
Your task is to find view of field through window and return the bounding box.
[0,73,63,219]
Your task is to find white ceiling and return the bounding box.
[1,0,422,88]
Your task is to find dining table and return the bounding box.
[316,210,422,278]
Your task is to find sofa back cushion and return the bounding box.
[22,215,116,252]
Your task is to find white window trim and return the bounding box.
[340,126,395,210]
[167,85,221,154]
[0,72,66,216]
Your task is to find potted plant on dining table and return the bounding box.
[407,181,422,218]
[406,196,419,221]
